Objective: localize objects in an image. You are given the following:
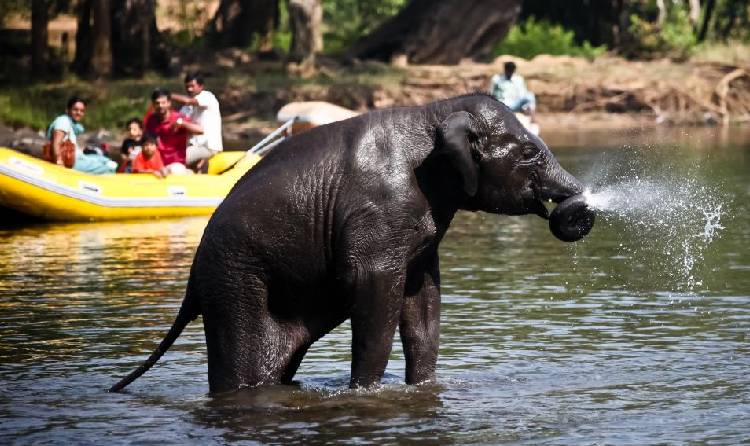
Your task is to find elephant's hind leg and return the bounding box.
[204,306,318,392]
[201,276,290,393]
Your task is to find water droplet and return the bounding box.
[581,150,728,292]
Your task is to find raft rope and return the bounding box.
[217,118,296,174]
[247,118,296,156]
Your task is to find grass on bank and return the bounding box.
[691,41,750,65]
[0,77,170,132]
[1,39,747,134]
[0,63,405,132]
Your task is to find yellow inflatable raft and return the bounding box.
[0,147,260,221]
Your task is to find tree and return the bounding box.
[288,0,322,68]
[72,0,93,75]
[321,0,406,52]
[73,0,112,77]
[31,0,49,73]
[687,0,701,25]
[716,0,747,40]
[656,0,667,24]
[91,0,112,78]
[519,0,627,48]
[74,0,167,77]
[111,0,166,76]
[206,0,278,49]
[347,0,522,64]
[697,0,715,41]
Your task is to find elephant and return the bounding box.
[110,93,594,394]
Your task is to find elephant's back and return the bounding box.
[200,123,354,288]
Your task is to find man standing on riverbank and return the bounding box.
[145,88,203,168]
[170,73,223,171]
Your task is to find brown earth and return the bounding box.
[3,53,749,155]
[203,52,750,144]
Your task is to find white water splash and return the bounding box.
[581,156,727,291]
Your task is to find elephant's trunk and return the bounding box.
[540,159,595,242]
[538,159,584,203]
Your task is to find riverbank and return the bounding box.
[1,52,748,154]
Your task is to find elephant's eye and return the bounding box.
[521,146,538,160]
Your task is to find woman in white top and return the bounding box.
[46,97,117,174]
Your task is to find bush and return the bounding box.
[625,9,696,60]
[492,17,606,60]
[322,0,406,53]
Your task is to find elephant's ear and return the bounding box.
[437,111,479,196]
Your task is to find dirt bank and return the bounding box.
[3,53,748,154]
[207,53,750,141]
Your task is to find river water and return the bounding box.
[1,128,748,445]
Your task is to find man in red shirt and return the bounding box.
[145,88,203,166]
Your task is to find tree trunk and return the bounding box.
[347,0,521,64]
[207,0,278,48]
[91,0,112,78]
[687,0,701,25]
[31,0,49,74]
[111,0,165,76]
[288,0,322,67]
[612,0,629,48]
[697,0,715,41]
[655,0,667,24]
[718,0,746,41]
[72,0,93,75]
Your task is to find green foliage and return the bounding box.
[322,0,406,53]
[0,65,406,131]
[0,78,176,131]
[704,0,750,42]
[626,8,696,59]
[272,0,291,53]
[493,17,606,60]
[241,1,291,53]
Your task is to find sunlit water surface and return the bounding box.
[1,128,748,444]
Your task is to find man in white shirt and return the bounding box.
[171,72,223,170]
[489,61,537,122]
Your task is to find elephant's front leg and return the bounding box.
[399,254,441,385]
[349,267,406,389]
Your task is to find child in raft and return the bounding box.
[132,137,193,178]
[131,136,166,177]
[118,118,145,172]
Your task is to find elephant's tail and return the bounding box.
[108,288,200,393]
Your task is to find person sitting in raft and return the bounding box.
[118,118,145,172]
[489,61,537,122]
[46,96,117,174]
[131,136,193,178]
[131,136,166,177]
[144,88,203,172]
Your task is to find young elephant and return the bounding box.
[110,94,594,393]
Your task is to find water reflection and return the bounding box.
[0,128,749,444]
[0,219,206,366]
[193,384,446,444]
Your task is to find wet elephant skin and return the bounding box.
[110,94,591,394]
